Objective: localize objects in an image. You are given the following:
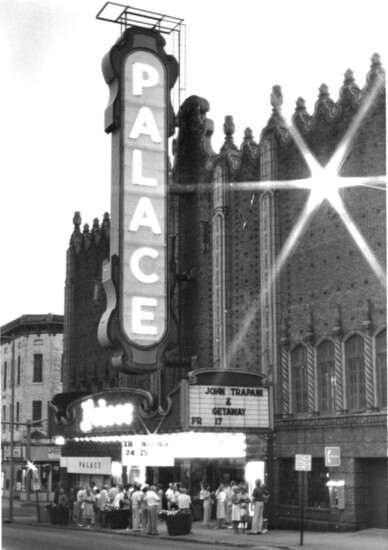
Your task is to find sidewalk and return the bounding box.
[2,499,387,550]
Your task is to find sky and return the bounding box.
[1,0,386,326]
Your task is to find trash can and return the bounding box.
[107,509,131,529]
[165,511,192,536]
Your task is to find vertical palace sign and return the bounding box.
[98,28,178,373]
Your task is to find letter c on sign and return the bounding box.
[130,247,159,284]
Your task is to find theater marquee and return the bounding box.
[181,369,271,430]
[189,385,269,429]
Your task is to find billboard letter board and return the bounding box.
[295,454,312,471]
[325,447,341,467]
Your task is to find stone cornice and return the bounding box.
[276,412,386,431]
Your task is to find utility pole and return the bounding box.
[26,420,31,502]
[8,334,15,522]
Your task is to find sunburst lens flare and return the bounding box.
[25,459,38,475]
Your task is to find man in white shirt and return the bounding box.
[144,485,160,535]
[177,488,191,510]
[76,486,86,526]
[168,484,180,510]
[112,486,124,509]
[108,484,119,503]
[165,483,174,509]
[99,485,109,528]
[130,484,141,531]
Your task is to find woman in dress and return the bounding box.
[215,483,226,528]
[230,485,241,533]
[82,487,96,528]
[200,483,212,528]
[238,484,250,533]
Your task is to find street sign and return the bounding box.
[295,454,312,471]
[32,480,41,491]
[325,446,340,467]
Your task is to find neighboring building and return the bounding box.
[53,50,386,530]
[1,314,64,499]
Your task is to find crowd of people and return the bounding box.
[200,479,269,534]
[50,478,269,535]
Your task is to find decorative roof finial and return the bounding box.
[318,83,330,98]
[371,52,382,69]
[223,115,235,139]
[73,211,81,232]
[365,52,385,90]
[270,85,283,111]
[244,127,254,141]
[71,212,82,252]
[295,97,307,112]
[220,115,239,153]
[92,218,101,246]
[344,69,355,84]
[102,212,110,239]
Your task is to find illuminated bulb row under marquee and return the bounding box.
[122,51,167,347]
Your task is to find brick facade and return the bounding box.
[64,53,386,530]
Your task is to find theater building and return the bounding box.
[49,21,386,532]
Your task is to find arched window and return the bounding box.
[345,335,365,411]
[317,341,335,413]
[375,330,386,409]
[291,345,308,414]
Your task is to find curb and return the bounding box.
[2,519,291,550]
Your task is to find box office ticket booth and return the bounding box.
[48,370,273,503]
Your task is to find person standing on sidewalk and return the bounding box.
[140,485,149,533]
[231,486,241,533]
[168,484,180,510]
[248,479,270,535]
[82,487,96,529]
[68,488,76,523]
[215,483,227,528]
[201,483,212,528]
[99,485,109,528]
[130,484,141,531]
[144,485,160,535]
[76,486,86,526]
[224,481,235,526]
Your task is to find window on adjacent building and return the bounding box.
[2,405,6,431]
[376,330,387,409]
[17,357,21,386]
[16,402,20,430]
[33,354,43,383]
[317,341,335,413]
[307,458,330,508]
[292,345,308,414]
[3,361,7,390]
[32,400,42,426]
[345,335,366,410]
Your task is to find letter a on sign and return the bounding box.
[129,107,161,143]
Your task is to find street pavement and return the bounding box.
[2,498,387,550]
